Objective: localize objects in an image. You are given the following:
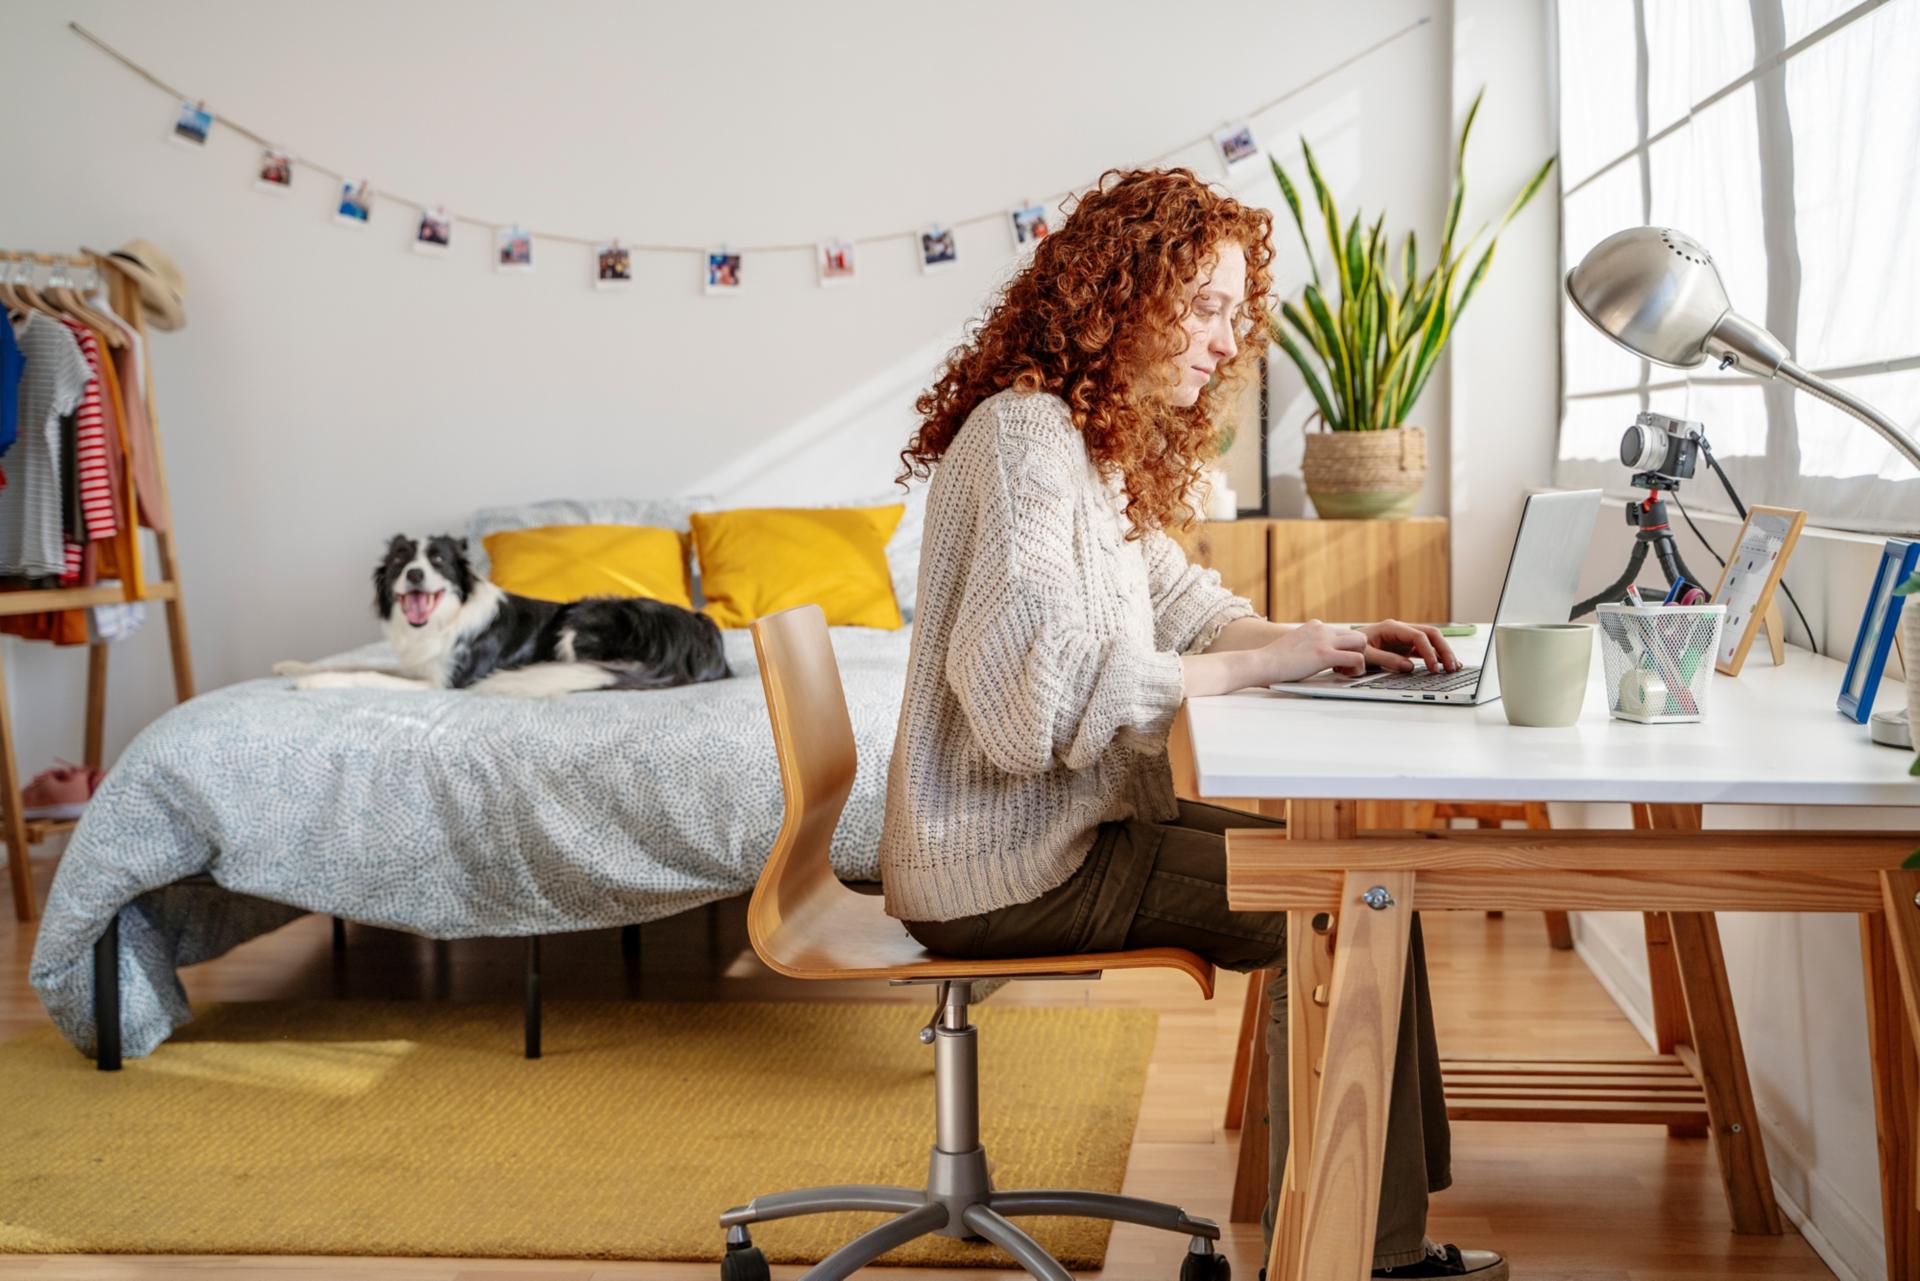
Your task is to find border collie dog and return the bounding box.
[280,534,730,697]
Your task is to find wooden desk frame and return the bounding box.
[1218,801,1920,1281]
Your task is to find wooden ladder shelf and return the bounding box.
[2,264,195,922]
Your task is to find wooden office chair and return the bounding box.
[717,605,1232,1281]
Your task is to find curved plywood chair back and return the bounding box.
[747,605,861,964]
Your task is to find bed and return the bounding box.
[28,623,915,1060]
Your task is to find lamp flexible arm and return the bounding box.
[1774,360,1920,473]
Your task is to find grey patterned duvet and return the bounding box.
[30,626,910,1058]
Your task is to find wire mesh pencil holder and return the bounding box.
[1597,604,1725,724]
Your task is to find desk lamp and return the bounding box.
[1562,227,1920,618]
[1566,226,1920,471]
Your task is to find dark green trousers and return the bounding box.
[903,799,1450,1269]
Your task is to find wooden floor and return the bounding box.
[0,852,1840,1281]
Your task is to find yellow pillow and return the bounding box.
[481,523,693,608]
[692,505,905,630]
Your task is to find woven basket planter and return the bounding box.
[1301,425,1428,520]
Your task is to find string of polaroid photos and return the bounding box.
[69,16,1430,291]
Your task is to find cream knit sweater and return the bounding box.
[878,388,1256,922]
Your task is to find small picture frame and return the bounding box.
[705,247,743,294]
[334,179,373,228]
[817,238,856,287]
[1213,350,1271,517]
[254,147,293,194]
[495,225,533,272]
[1708,504,1806,675]
[918,223,956,274]
[414,206,453,255]
[595,240,632,290]
[170,100,212,148]
[1212,121,1260,174]
[1009,201,1051,251]
[1838,538,1919,724]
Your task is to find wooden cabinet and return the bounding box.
[1173,520,1271,618]
[1176,517,1450,624]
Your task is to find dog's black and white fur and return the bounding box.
[278,534,730,698]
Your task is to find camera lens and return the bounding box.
[1620,423,1665,471]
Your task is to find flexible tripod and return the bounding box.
[1571,475,1709,618]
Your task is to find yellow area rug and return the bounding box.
[0,1000,1157,1265]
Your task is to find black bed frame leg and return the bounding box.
[620,922,640,960]
[331,916,346,953]
[94,913,121,1072]
[524,936,542,1060]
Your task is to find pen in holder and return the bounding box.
[1597,603,1725,723]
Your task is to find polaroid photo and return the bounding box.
[414,206,453,256]
[817,238,856,288]
[171,100,213,149]
[334,179,374,228]
[705,248,743,295]
[596,241,633,291]
[918,223,957,274]
[496,226,533,273]
[1212,121,1261,174]
[1009,202,1051,251]
[254,147,293,195]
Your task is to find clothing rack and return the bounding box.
[1,250,195,922]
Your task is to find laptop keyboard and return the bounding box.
[1366,666,1482,693]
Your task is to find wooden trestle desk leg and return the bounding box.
[1263,798,1415,1281]
[1269,898,1336,1277]
[1231,797,1341,1228]
[1228,972,1275,1222]
[86,642,108,769]
[1865,870,1920,1278]
[1637,802,1782,1235]
[0,640,32,921]
[1224,973,1263,1132]
[1636,804,1708,1139]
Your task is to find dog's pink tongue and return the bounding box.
[402,591,439,626]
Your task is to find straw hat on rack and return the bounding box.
[85,238,188,331]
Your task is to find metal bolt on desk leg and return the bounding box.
[1361,885,1396,911]
[1911,890,1920,910]
[1730,1123,1742,1134]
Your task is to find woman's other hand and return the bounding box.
[1250,619,1369,684]
[1360,619,1458,673]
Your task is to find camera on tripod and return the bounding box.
[1619,411,1704,489]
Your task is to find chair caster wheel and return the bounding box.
[1180,1244,1230,1281]
[721,1236,770,1281]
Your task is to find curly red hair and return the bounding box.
[898,167,1273,537]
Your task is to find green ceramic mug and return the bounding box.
[1495,623,1594,727]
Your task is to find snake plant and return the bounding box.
[1268,88,1556,432]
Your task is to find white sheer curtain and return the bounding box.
[1554,0,1920,533]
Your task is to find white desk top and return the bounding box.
[1185,632,1920,807]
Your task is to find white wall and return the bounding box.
[5,0,1456,771]
[1444,0,1562,621]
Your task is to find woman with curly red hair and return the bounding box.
[877,168,1502,1280]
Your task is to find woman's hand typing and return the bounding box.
[1179,619,1369,697]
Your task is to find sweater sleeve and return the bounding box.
[1142,528,1258,655]
[944,413,1187,776]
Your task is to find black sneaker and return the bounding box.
[1372,1243,1508,1278]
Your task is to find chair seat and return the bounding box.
[752,886,1215,997]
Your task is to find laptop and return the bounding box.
[1268,489,1603,705]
